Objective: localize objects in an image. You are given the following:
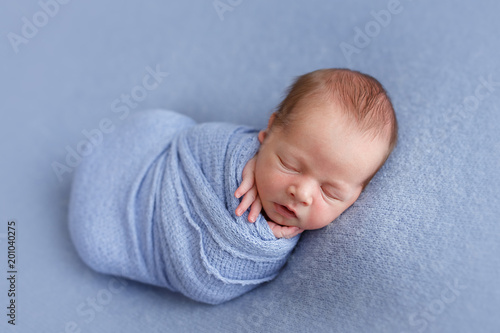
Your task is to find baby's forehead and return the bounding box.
[278,112,387,159]
[288,95,349,122]
[283,110,359,138]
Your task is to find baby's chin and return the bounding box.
[261,209,273,223]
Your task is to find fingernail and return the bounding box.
[236,209,241,216]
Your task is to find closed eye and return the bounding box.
[278,156,299,172]
[321,186,340,201]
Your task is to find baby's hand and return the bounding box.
[234,156,261,223]
[266,220,304,239]
[234,155,304,239]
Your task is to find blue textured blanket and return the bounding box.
[68,109,300,304]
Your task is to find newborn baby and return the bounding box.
[235,68,398,239]
[68,68,398,305]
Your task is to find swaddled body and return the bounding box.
[68,109,299,305]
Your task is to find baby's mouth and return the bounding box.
[274,203,297,219]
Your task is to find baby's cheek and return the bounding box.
[268,171,289,192]
[308,203,338,229]
[256,167,278,198]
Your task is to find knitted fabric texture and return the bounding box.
[68,109,300,304]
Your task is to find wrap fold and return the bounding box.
[68,109,299,304]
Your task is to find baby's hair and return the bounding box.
[272,68,398,189]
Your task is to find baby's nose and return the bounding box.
[288,183,313,206]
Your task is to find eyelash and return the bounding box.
[321,187,339,201]
[278,156,298,172]
[277,155,341,202]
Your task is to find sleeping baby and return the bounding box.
[68,68,398,305]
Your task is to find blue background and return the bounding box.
[1,0,499,332]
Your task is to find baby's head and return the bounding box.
[254,68,398,231]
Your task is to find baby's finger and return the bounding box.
[267,221,288,239]
[266,221,282,238]
[277,225,288,238]
[234,169,254,199]
[235,187,257,216]
[234,157,256,198]
[234,178,252,199]
[247,196,262,223]
[283,227,304,239]
[267,221,303,239]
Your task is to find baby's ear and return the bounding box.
[258,130,267,144]
[258,113,277,143]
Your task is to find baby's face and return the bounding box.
[254,101,388,231]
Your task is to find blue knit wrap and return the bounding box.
[68,110,300,304]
